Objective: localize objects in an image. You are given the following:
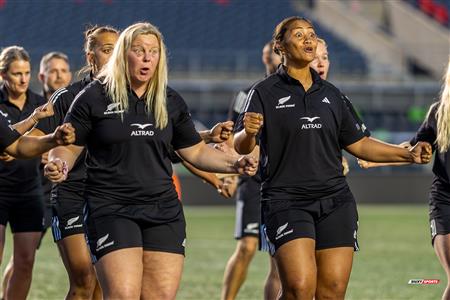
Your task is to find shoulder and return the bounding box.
[166,86,187,108]
[252,73,280,92]
[320,80,344,99]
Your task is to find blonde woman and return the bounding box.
[394,59,450,300]
[45,22,257,299]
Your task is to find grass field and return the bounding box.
[1,204,445,299]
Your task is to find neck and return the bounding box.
[131,82,147,99]
[285,61,313,90]
[7,89,26,103]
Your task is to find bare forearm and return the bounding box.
[48,145,82,171]
[178,143,239,174]
[234,130,257,155]
[11,116,38,135]
[347,137,413,163]
[12,135,57,158]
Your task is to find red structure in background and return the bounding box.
[418,0,449,26]
[0,0,6,9]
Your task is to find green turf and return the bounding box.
[1,204,445,299]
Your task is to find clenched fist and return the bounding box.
[233,155,258,176]
[52,123,75,145]
[243,112,263,136]
[410,141,433,164]
[44,158,68,183]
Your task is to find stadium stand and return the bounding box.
[0,0,367,77]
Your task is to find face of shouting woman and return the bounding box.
[278,19,318,68]
[127,34,160,94]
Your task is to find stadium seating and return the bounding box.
[0,0,368,77]
[405,0,449,27]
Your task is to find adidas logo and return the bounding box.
[322,97,330,104]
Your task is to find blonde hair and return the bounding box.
[317,38,327,48]
[436,58,450,153]
[100,22,168,129]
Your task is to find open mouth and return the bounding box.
[140,67,150,75]
[304,46,314,53]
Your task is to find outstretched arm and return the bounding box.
[346,137,431,164]
[177,141,257,176]
[4,123,75,159]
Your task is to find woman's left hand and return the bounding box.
[410,141,432,164]
[234,156,257,176]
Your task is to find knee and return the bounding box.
[105,286,140,300]
[316,280,348,300]
[153,288,177,300]
[237,239,258,259]
[70,267,96,290]
[283,278,316,300]
[13,254,35,273]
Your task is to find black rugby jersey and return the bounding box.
[410,103,450,201]
[230,86,262,186]
[36,76,92,200]
[65,81,202,205]
[242,66,365,200]
[0,113,20,152]
[0,85,46,196]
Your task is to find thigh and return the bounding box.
[57,233,95,276]
[12,232,41,260]
[10,197,44,233]
[275,238,317,290]
[141,250,184,300]
[315,247,354,295]
[433,234,450,274]
[95,247,143,299]
[0,224,6,262]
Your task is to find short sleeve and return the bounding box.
[228,90,248,123]
[341,93,370,137]
[64,88,92,146]
[339,95,365,148]
[170,91,202,150]
[0,114,20,152]
[410,103,437,151]
[36,88,72,134]
[234,88,263,133]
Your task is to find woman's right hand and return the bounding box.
[52,123,76,145]
[44,158,68,183]
[32,101,54,122]
[243,112,263,136]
